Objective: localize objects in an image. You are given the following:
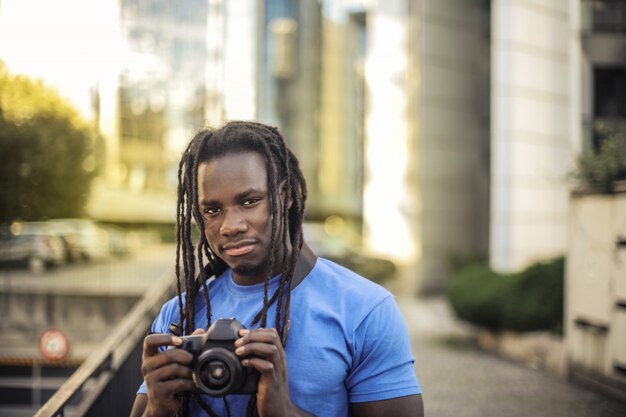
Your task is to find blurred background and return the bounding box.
[0,0,625,416]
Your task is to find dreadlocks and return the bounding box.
[174,121,307,417]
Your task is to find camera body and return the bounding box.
[178,318,259,397]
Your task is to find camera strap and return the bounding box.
[290,241,317,290]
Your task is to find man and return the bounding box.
[130,121,423,417]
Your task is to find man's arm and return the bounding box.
[345,294,423,417]
[129,394,148,417]
[350,394,424,417]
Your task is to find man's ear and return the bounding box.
[279,180,293,209]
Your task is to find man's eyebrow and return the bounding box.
[199,198,218,207]
[199,188,266,206]
[235,188,266,201]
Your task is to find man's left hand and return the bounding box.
[235,327,313,417]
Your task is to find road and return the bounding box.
[0,244,176,297]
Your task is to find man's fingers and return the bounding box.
[141,351,193,381]
[141,348,194,376]
[235,342,281,360]
[142,334,182,359]
[235,328,281,347]
[234,328,286,375]
[241,357,276,374]
[152,378,197,397]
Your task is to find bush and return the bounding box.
[445,263,513,330]
[446,257,564,334]
[502,258,564,333]
[574,123,626,194]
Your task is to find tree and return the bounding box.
[0,63,100,222]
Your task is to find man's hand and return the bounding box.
[139,333,196,417]
[235,328,315,417]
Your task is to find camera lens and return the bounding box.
[205,360,230,389]
[195,348,243,396]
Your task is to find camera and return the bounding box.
[178,318,260,397]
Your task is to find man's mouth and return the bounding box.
[222,240,256,257]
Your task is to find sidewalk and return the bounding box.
[396,295,626,417]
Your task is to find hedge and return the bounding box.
[446,257,564,334]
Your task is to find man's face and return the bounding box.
[197,151,276,285]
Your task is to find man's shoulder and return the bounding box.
[161,294,182,312]
[152,294,184,331]
[300,257,394,315]
[310,257,391,292]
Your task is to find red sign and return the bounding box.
[39,328,70,361]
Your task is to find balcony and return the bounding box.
[581,1,626,64]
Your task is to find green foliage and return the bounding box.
[0,63,100,222]
[502,258,564,333]
[574,124,626,194]
[446,257,564,334]
[445,263,512,330]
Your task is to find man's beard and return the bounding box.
[232,255,272,278]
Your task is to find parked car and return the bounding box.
[17,221,82,263]
[0,232,65,273]
[100,224,138,257]
[303,222,396,283]
[46,219,109,261]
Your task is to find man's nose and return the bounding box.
[219,209,247,236]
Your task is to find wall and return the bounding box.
[566,192,626,402]
[0,291,138,361]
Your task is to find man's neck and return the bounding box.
[230,242,316,289]
[231,272,270,286]
[231,242,300,286]
[231,254,287,286]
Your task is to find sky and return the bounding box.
[0,0,124,119]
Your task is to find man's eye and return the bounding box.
[203,207,220,217]
[242,198,261,207]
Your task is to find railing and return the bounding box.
[581,0,626,33]
[33,269,175,417]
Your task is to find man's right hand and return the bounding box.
[137,333,196,417]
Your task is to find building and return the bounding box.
[301,0,491,294]
[89,0,210,224]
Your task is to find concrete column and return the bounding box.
[414,0,490,293]
[490,0,575,272]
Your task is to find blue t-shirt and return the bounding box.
[138,257,421,416]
